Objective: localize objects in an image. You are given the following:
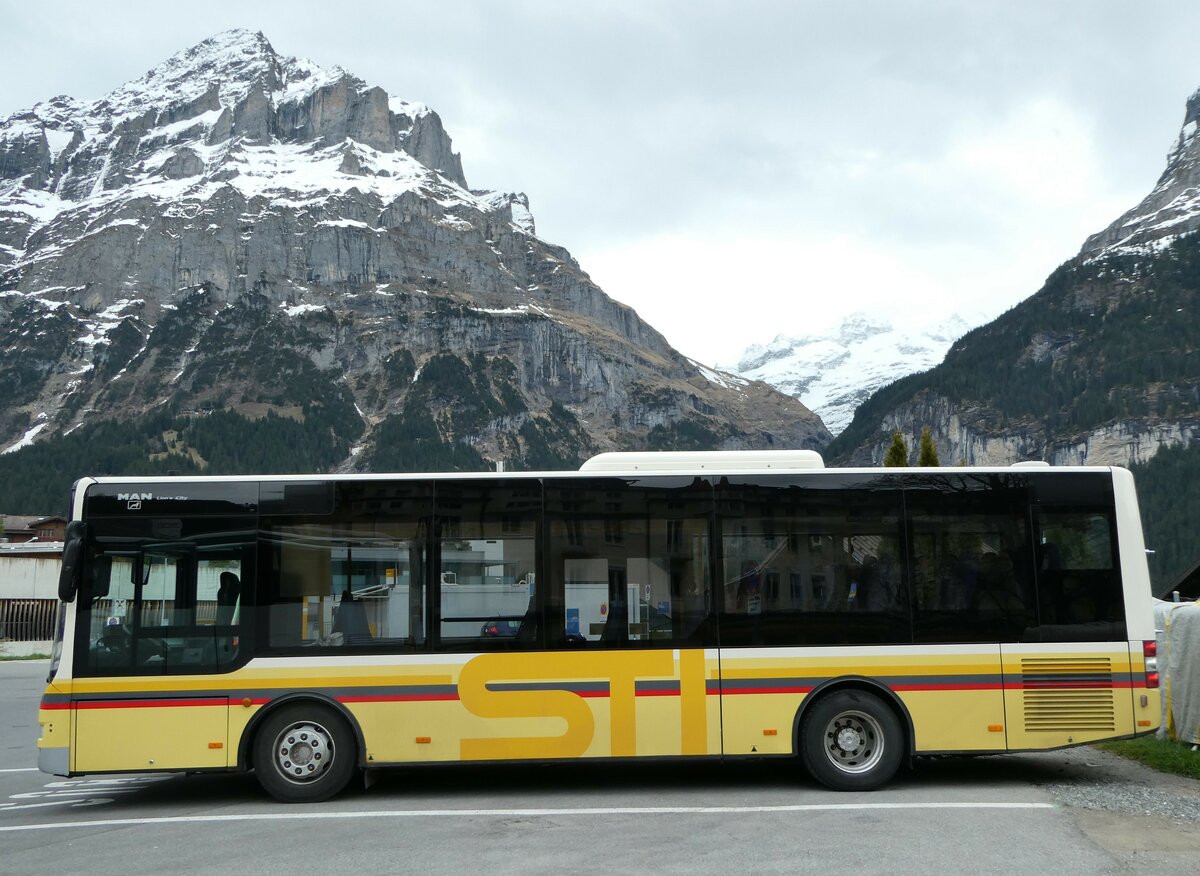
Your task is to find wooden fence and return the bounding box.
[0,599,58,641]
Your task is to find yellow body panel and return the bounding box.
[49,643,1157,774]
[901,691,1006,750]
[37,708,70,750]
[74,700,229,772]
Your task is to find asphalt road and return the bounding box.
[3,660,1199,875]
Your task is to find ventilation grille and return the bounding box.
[1021,657,1115,733]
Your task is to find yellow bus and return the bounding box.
[39,451,1160,802]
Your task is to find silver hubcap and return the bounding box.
[822,709,884,775]
[272,721,334,785]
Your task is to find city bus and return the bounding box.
[39,451,1160,802]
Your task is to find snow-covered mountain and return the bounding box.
[0,29,828,482]
[1081,86,1200,258]
[0,29,475,290]
[727,313,978,436]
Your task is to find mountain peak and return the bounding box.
[104,29,283,116]
[1080,85,1200,258]
[0,28,473,221]
[834,311,892,345]
[167,28,275,69]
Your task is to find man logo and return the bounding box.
[117,492,152,511]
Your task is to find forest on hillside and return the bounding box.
[1132,442,1200,589]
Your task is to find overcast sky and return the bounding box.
[3,1,1198,364]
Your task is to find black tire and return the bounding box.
[799,689,903,791]
[252,703,358,803]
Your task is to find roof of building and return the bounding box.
[1158,559,1200,601]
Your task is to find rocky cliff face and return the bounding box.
[0,30,828,484]
[848,388,1199,468]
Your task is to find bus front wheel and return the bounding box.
[253,703,358,803]
[799,689,903,791]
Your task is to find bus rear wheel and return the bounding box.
[800,689,903,791]
[253,703,358,803]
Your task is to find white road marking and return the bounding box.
[0,798,112,813]
[8,788,137,798]
[0,801,1056,832]
[0,774,172,813]
[0,768,38,773]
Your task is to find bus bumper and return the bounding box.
[38,685,72,777]
[38,744,70,777]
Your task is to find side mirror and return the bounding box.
[58,520,87,603]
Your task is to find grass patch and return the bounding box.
[1098,735,1200,781]
[0,653,51,661]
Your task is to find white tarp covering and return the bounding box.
[1153,598,1200,745]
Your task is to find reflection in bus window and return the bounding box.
[1034,510,1123,638]
[910,510,1034,642]
[435,481,540,651]
[545,479,713,649]
[717,476,908,647]
[262,525,426,649]
[81,545,249,675]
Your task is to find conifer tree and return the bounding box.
[883,431,909,467]
[918,426,940,467]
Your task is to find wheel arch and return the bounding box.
[237,693,367,771]
[791,676,915,761]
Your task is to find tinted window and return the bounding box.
[1030,508,1125,641]
[434,480,541,651]
[545,477,714,648]
[717,474,909,647]
[907,474,1035,643]
[259,481,430,652]
[259,481,335,515]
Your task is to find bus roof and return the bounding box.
[578,450,826,473]
[72,453,1124,487]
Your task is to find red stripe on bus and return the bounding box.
[72,698,228,710]
[889,683,1004,692]
[336,693,461,703]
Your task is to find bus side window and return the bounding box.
[716,475,909,648]
[434,480,541,652]
[1033,511,1123,637]
[545,478,713,650]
